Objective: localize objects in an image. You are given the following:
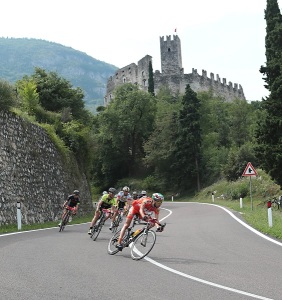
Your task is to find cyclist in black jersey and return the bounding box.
[58,190,80,226]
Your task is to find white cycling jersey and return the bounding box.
[116,191,132,203]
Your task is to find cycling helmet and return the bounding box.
[122,186,130,192]
[152,193,164,202]
[132,191,137,195]
[141,190,147,195]
[108,187,116,194]
[102,191,107,195]
[73,190,80,195]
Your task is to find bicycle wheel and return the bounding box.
[112,214,122,234]
[130,230,156,260]
[92,218,104,241]
[272,201,279,210]
[108,229,121,255]
[59,213,70,232]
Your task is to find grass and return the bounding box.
[0,213,93,234]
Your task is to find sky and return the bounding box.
[0,0,281,101]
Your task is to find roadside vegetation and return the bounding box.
[0,1,281,242]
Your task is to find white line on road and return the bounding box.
[145,204,274,300]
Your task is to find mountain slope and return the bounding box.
[0,37,118,112]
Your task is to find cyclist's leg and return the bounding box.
[88,210,101,234]
[110,206,118,229]
[117,206,136,249]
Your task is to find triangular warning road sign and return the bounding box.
[242,162,257,176]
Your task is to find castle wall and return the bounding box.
[0,111,92,225]
[104,34,245,105]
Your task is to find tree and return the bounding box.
[172,84,202,191]
[148,60,155,96]
[260,0,282,91]
[255,1,282,186]
[16,79,39,115]
[91,83,156,186]
[31,68,86,120]
[144,89,181,187]
[0,80,17,111]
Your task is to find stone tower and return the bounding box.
[160,35,182,75]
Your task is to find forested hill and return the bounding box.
[0,37,118,112]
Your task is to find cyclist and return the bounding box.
[138,190,147,198]
[132,191,138,200]
[110,186,132,230]
[58,190,80,226]
[88,187,117,234]
[116,193,164,251]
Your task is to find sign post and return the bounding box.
[17,201,22,230]
[242,162,257,211]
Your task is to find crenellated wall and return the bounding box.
[104,34,245,105]
[0,111,93,225]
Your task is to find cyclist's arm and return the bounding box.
[96,199,103,212]
[139,201,147,219]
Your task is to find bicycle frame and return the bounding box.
[91,208,111,241]
[108,217,163,260]
[59,207,75,232]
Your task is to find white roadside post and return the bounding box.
[239,195,243,208]
[211,192,215,203]
[171,195,174,202]
[267,200,273,228]
[17,201,22,230]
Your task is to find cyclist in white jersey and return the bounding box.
[110,186,132,230]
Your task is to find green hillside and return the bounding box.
[0,37,118,112]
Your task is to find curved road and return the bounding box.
[0,202,281,300]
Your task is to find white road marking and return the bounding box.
[143,204,275,300]
[0,203,278,299]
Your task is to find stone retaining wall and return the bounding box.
[0,111,93,225]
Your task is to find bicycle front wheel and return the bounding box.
[130,230,156,260]
[92,219,104,241]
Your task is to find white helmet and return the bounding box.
[123,186,130,192]
[141,190,147,195]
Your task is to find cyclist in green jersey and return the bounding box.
[87,187,117,234]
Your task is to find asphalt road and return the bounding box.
[0,202,281,300]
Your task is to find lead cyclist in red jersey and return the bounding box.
[116,193,164,251]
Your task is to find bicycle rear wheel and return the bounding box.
[272,201,280,210]
[108,229,121,255]
[130,230,156,260]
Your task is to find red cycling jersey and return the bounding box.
[127,197,159,220]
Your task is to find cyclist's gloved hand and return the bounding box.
[156,223,166,232]
[142,215,149,222]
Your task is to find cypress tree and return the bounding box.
[148,60,155,96]
[256,0,282,185]
[172,84,202,191]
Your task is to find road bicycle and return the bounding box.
[257,197,281,210]
[111,208,124,234]
[271,197,281,210]
[108,216,166,260]
[59,206,76,232]
[90,208,112,241]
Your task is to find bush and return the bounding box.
[0,80,17,111]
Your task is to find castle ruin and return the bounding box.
[104,35,245,105]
